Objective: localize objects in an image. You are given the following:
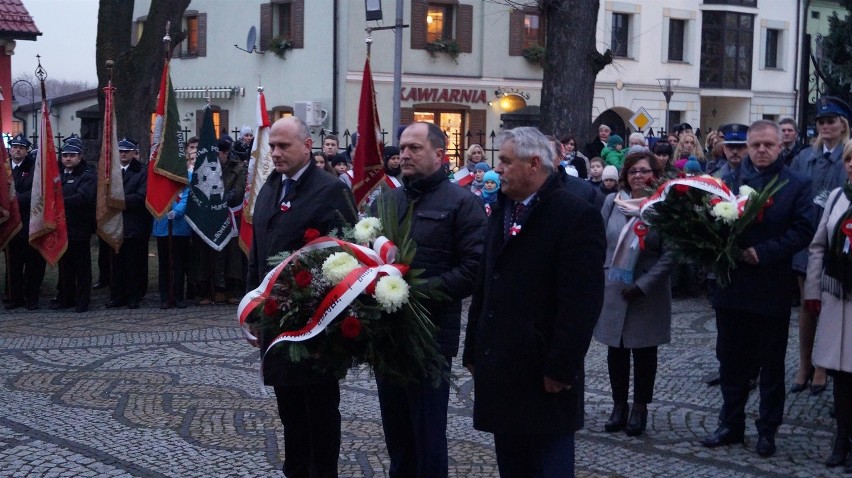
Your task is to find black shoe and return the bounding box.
[625,405,648,437]
[825,430,850,467]
[105,299,127,309]
[700,427,744,448]
[75,305,88,313]
[4,301,24,310]
[49,302,72,310]
[604,402,629,432]
[756,432,776,457]
[128,301,140,310]
[175,300,187,309]
[159,302,171,309]
[26,303,39,310]
[845,452,852,473]
[92,281,108,290]
[811,382,827,395]
[49,296,61,305]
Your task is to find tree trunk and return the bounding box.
[96,0,190,160]
[539,0,611,146]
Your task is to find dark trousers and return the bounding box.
[273,383,341,478]
[607,345,658,404]
[96,237,112,284]
[494,432,575,478]
[6,236,46,307]
[375,358,452,478]
[110,237,148,303]
[57,239,91,308]
[156,236,189,303]
[715,308,789,434]
[833,371,852,431]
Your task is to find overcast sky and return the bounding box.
[12,0,99,84]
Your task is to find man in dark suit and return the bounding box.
[106,137,151,309]
[701,120,814,457]
[5,134,44,310]
[247,117,357,478]
[51,138,96,312]
[463,126,606,477]
[372,122,487,478]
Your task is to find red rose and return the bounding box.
[304,228,321,243]
[294,270,313,288]
[340,316,362,339]
[675,184,689,194]
[263,298,279,316]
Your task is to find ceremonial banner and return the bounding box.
[238,89,273,255]
[29,99,67,265]
[185,106,235,251]
[145,59,188,218]
[96,80,125,252]
[352,57,384,207]
[0,143,21,250]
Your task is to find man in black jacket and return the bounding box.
[51,139,96,312]
[373,122,487,478]
[106,138,151,309]
[247,117,357,478]
[5,134,44,310]
[463,126,605,477]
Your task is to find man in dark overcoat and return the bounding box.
[701,120,814,457]
[5,134,44,310]
[51,138,96,312]
[247,116,357,478]
[106,138,151,309]
[463,126,606,477]
[373,121,486,478]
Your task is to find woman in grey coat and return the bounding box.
[594,152,676,437]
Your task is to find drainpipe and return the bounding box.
[332,0,339,132]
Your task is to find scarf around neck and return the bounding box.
[822,183,852,300]
[608,191,646,284]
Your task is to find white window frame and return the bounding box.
[661,8,695,64]
[605,2,641,60]
[759,20,787,71]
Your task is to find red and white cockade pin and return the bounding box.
[509,223,522,236]
[633,221,649,251]
[842,218,852,254]
[280,201,291,212]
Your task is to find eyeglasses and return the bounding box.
[627,168,653,176]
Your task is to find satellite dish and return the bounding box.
[247,26,257,52]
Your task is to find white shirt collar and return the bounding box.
[284,160,312,182]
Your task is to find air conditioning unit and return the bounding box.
[294,101,327,127]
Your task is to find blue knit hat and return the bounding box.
[684,156,702,174]
[483,170,500,188]
[474,163,490,172]
[607,135,624,148]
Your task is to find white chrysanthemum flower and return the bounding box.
[373,275,410,313]
[711,202,739,224]
[738,185,756,198]
[353,217,383,244]
[322,252,360,284]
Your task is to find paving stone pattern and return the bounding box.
[0,297,846,477]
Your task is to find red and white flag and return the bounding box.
[239,88,273,255]
[0,141,21,250]
[29,98,67,265]
[352,57,384,207]
[96,79,125,253]
[453,168,474,187]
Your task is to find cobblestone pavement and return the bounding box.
[0,295,847,477]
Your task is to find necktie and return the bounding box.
[824,151,832,160]
[280,178,294,202]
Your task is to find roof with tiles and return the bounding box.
[0,0,40,40]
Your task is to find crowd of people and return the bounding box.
[5,94,852,476]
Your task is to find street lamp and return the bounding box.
[656,77,680,136]
[12,79,36,139]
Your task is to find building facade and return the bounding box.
[119,0,817,165]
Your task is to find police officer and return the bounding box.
[5,134,45,310]
[51,136,96,312]
[106,137,151,309]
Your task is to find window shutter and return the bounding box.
[401,108,414,126]
[411,1,427,50]
[260,3,272,50]
[456,3,473,53]
[195,110,203,136]
[220,110,230,135]
[467,110,487,150]
[197,13,207,57]
[508,8,524,56]
[292,0,305,48]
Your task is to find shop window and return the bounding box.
[260,0,305,50]
[271,105,294,122]
[411,1,473,53]
[413,109,466,166]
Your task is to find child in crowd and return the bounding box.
[601,165,619,195]
[683,156,703,176]
[588,157,605,188]
[470,163,490,196]
[601,134,625,169]
[481,170,500,216]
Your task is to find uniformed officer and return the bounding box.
[51,136,96,312]
[106,137,151,309]
[5,134,45,310]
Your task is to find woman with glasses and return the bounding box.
[789,95,852,396]
[594,152,676,437]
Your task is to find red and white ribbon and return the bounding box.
[640,176,738,223]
